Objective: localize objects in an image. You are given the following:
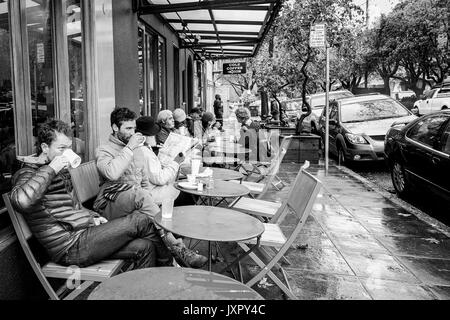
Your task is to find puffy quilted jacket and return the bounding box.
[10,156,98,263]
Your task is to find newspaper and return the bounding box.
[158,132,199,161]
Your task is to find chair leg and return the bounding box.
[62,280,94,300]
[239,243,297,300]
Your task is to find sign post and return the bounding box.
[310,23,329,175]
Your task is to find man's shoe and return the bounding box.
[171,244,207,268]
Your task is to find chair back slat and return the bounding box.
[256,136,292,198]
[287,170,321,222]
[69,160,100,204]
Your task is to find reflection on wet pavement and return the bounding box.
[238,163,450,300]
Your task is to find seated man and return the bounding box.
[94,107,207,268]
[10,119,160,269]
[186,107,203,139]
[156,110,175,146]
[134,116,181,205]
[235,106,264,162]
[173,108,189,136]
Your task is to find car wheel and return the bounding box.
[391,160,411,197]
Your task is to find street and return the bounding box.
[345,161,450,227]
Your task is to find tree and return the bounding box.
[379,0,449,96]
[269,0,364,132]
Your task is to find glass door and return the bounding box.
[138,24,157,116]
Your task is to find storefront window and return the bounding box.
[0,0,18,210]
[158,36,166,110]
[67,0,86,160]
[26,0,55,150]
[138,25,157,116]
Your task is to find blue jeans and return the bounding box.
[60,212,172,268]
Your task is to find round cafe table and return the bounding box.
[154,206,265,272]
[174,179,249,206]
[88,267,263,300]
[179,166,244,181]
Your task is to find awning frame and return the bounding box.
[136,0,283,60]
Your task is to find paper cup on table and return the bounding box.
[187,174,196,184]
[62,149,81,168]
[161,198,174,219]
[191,158,201,176]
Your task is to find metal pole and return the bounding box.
[325,45,330,175]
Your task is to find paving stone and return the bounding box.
[340,252,419,283]
[375,235,450,259]
[362,278,437,300]
[428,285,450,300]
[396,256,450,286]
[286,270,371,300]
[327,231,391,255]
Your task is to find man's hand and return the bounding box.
[93,217,108,226]
[126,133,145,151]
[48,155,70,174]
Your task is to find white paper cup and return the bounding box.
[161,198,174,219]
[62,149,81,168]
[191,158,201,176]
[187,174,196,184]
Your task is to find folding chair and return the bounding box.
[2,160,124,300]
[241,135,293,192]
[236,167,322,300]
[229,161,310,220]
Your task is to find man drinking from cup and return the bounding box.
[10,119,161,269]
[95,107,207,268]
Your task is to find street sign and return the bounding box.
[310,24,326,48]
[223,62,247,75]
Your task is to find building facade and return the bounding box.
[0,0,209,299]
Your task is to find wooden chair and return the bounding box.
[229,160,310,220]
[236,166,322,300]
[2,161,124,300]
[239,135,293,194]
[69,160,102,206]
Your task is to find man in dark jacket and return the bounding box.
[10,119,163,268]
[213,94,223,125]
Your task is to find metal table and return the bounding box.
[154,206,264,275]
[88,267,263,300]
[174,179,249,206]
[179,166,244,181]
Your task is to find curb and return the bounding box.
[332,164,450,238]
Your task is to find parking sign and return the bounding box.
[310,24,326,48]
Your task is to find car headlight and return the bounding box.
[345,133,368,144]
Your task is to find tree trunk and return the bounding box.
[383,77,391,96]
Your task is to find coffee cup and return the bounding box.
[62,149,81,168]
[187,174,196,184]
[191,158,201,176]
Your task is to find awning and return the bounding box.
[137,0,283,60]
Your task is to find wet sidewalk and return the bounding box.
[238,162,450,300]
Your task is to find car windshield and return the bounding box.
[340,99,410,123]
[310,92,353,107]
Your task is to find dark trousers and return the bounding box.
[60,212,172,269]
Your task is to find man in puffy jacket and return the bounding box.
[10,119,161,269]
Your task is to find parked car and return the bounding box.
[318,94,417,164]
[304,90,354,133]
[385,110,450,201]
[412,86,450,115]
[280,90,354,133]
